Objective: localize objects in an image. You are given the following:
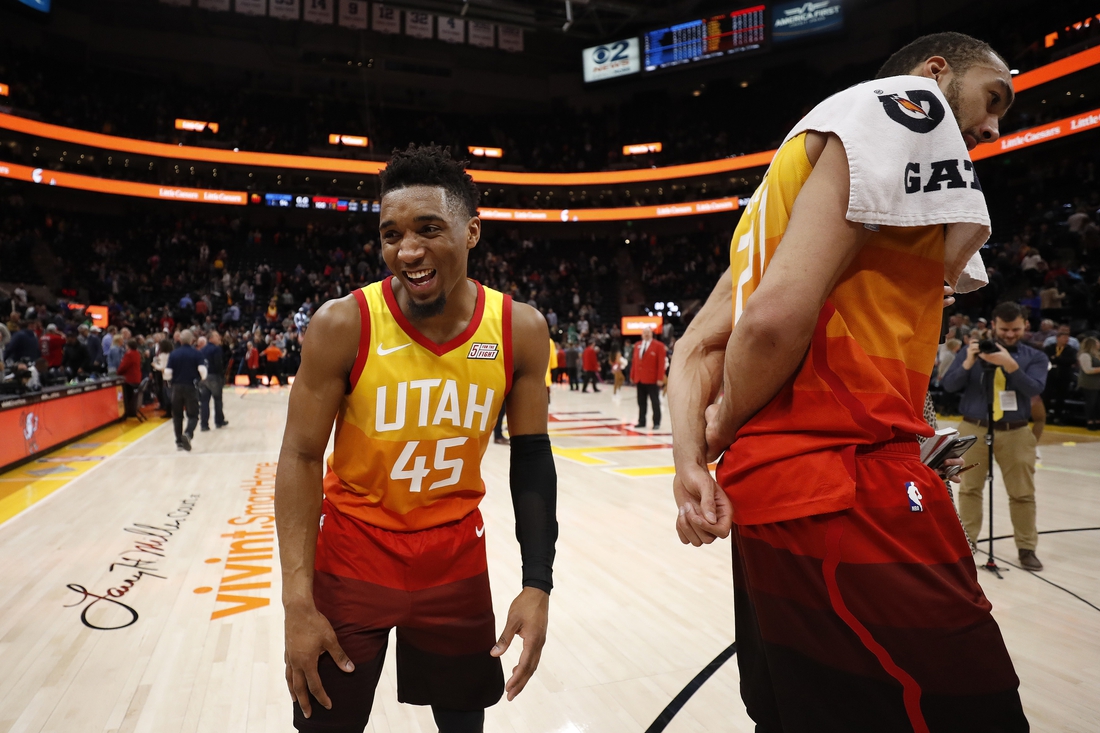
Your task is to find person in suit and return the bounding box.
[630,327,666,429]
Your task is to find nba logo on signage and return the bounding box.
[468,343,499,360]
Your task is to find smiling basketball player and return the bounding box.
[275,145,557,733]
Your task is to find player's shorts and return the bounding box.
[726,439,1029,733]
[293,500,504,732]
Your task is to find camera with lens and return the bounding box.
[978,339,999,354]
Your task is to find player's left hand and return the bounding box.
[491,587,549,701]
[943,285,956,308]
[937,456,966,484]
[704,400,737,462]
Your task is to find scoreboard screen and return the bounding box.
[644,5,766,72]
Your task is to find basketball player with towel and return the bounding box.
[669,34,1029,731]
[276,145,557,733]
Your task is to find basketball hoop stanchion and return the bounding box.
[981,360,1006,579]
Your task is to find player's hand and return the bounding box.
[673,460,732,546]
[284,603,354,718]
[704,401,737,462]
[943,285,956,309]
[937,456,965,484]
[491,587,549,701]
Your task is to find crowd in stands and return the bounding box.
[3,13,1096,192]
[0,203,630,398]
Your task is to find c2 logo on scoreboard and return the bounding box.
[582,38,641,83]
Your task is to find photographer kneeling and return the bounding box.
[942,302,1049,570]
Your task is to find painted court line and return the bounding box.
[0,419,168,527]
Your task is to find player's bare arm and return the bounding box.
[670,132,870,546]
[668,268,734,546]
[490,301,555,701]
[274,295,360,718]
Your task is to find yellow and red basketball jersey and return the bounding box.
[717,133,943,525]
[323,277,512,531]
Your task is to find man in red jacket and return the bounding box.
[630,327,666,429]
[39,324,66,369]
[117,339,144,418]
[581,340,601,393]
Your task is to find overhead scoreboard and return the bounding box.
[643,5,767,72]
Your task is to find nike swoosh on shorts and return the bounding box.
[476,525,485,537]
[377,343,411,356]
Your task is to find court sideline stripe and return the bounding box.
[990,551,1100,615]
[0,420,169,529]
[644,642,737,733]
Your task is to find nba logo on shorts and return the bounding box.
[905,482,924,513]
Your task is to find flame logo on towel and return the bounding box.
[876,89,945,134]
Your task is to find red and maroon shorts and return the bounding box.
[293,501,504,732]
[728,440,1029,732]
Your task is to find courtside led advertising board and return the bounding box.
[773,0,844,43]
[15,0,50,11]
[582,38,641,82]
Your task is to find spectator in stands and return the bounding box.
[1078,337,1100,430]
[152,339,173,416]
[39,324,65,369]
[4,318,40,364]
[86,326,104,372]
[565,342,581,391]
[1028,318,1057,348]
[244,339,260,386]
[630,327,666,430]
[581,340,601,393]
[165,330,206,451]
[282,330,301,377]
[1044,330,1078,424]
[117,339,143,418]
[261,339,283,383]
[1043,323,1080,350]
[935,338,962,387]
[610,348,627,395]
[62,331,92,380]
[199,330,228,431]
[106,334,124,374]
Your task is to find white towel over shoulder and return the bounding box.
[782,75,990,293]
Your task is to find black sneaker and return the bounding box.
[177,435,192,452]
[215,421,229,429]
[200,426,211,432]
[634,423,645,429]
[1018,549,1043,571]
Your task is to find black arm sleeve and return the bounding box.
[508,433,558,594]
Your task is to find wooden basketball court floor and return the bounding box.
[1,384,1098,733]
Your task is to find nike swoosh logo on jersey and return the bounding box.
[475,525,485,537]
[377,343,411,356]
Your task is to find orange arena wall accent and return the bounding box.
[0,384,125,469]
[970,106,1100,160]
[478,196,740,222]
[0,160,248,205]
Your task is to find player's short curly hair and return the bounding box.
[876,31,1005,79]
[379,143,480,218]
